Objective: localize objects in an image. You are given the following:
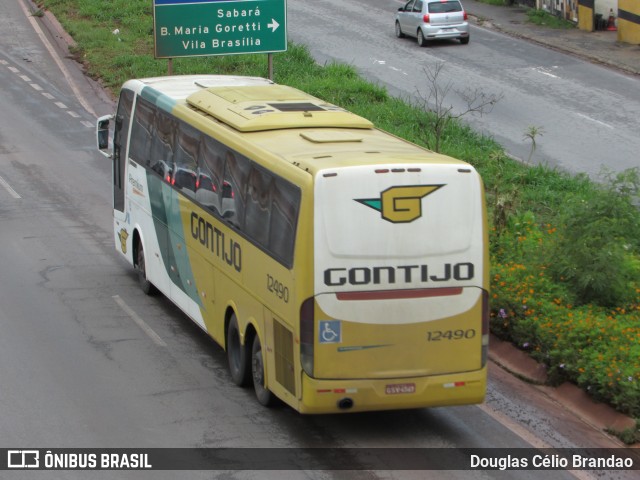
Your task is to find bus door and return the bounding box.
[112,90,134,255]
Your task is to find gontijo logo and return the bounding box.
[355,185,443,223]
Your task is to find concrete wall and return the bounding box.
[577,0,595,30]
[618,0,640,43]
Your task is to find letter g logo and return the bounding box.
[356,185,443,223]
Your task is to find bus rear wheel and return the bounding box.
[136,241,156,295]
[227,314,250,387]
[251,335,276,407]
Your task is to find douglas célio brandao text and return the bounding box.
[470,453,634,470]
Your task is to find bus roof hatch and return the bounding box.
[186,84,374,132]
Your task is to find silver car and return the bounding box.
[395,0,470,46]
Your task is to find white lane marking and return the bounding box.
[576,112,614,129]
[389,66,408,75]
[371,57,409,76]
[477,402,596,480]
[0,175,21,199]
[112,295,167,347]
[17,0,97,117]
[81,120,94,128]
[533,66,559,78]
[2,60,91,130]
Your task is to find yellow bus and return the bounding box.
[97,75,489,413]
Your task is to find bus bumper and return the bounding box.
[298,367,487,414]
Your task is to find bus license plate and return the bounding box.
[385,383,416,395]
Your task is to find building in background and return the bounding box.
[529,0,639,44]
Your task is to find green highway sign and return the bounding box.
[153,0,287,58]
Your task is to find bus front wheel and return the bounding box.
[136,241,156,295]
[251,335,276,407]
[227,314,250,387]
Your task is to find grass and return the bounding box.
[526,9,576,29]
[40,0,639,438]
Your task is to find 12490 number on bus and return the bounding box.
[267,274,289,303]
[427,329,476,341]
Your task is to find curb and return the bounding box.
[42,10,76,50]
[489,334,638,441]
[489,334,548,384]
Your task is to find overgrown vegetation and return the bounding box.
[490,167,640,420]
[40,0,640,435]
[478,0,515,6]
[526,9,576,29]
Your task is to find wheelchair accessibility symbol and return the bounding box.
[319,320,341,344]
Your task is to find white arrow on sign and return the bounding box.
[267,19,279,32]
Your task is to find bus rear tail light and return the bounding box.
[300,297,315,377]
[481,289,490,367]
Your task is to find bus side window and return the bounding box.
[245,165,273,248]
[150,110,176,183]
[221,150,251,230]
[129,96,155,166]
[269,178,301,267]
[197,136,225,215]
[173,122,199,198]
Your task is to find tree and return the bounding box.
[523,125,544,163]
[414,61,503,152]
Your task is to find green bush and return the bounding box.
[547,170,640,306]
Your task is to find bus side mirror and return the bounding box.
[96,114,114,157]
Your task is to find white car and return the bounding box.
[396,0,470,46]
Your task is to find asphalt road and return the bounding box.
[0,1,634,479]
[286,0,640,179]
